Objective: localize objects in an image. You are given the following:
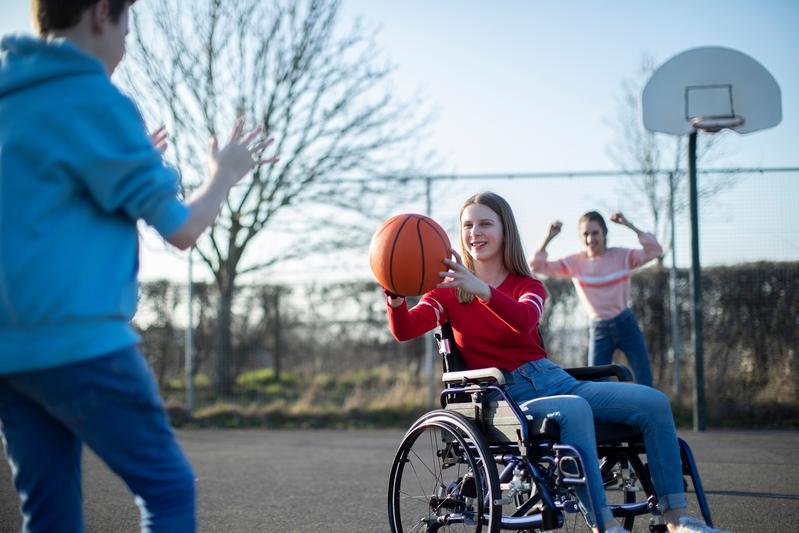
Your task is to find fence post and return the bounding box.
[185,247,194,413]
[424,176,436,406]
[668,171,682,395]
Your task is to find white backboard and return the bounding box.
[642,46,781,135]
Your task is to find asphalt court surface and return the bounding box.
[1,429,797,532]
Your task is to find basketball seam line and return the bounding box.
[420,217,449,294]
[421,218,450,250]
[416,218,425,295]
[389,215,412,294]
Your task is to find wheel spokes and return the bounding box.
[395,425,483,532]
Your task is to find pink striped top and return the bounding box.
[531,233,662,320]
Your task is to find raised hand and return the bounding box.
[548,221,563,240]
[610,212,627,225]
[610,212,643,235]
[166,118,279,250]
[538,221,562,252]
[209,117,278,189]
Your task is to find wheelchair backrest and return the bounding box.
[436,322,467,372]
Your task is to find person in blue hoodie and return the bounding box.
[0,1,277,531]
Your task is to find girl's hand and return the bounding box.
[610,212,642,234]
[383,287,405,308]
[437,249,491,301]
[547,221,563,240]
[610,212,628,226]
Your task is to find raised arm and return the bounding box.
[529,221,571,277]
[610,212,663,267]
[537,221,562,252]
[166,118,278,250]
[609,212,643,235]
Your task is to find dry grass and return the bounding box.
[165,365,431,429]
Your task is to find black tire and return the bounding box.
[388,410,501,533]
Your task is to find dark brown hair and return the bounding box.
[32,0,134,34]
[578,210,608,236]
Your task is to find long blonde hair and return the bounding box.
[457,192,532,303]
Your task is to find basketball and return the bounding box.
[368,213,451,297]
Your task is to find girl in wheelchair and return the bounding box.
[384,192,729,533]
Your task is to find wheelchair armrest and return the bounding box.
[564,364,633,382]
[442,367,513,386]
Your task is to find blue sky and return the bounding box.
[2,1,797,280]
[339,0,798,173]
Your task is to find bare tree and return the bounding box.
[605,55,737,263]
[122,0,430,395]
[135,280,183,388]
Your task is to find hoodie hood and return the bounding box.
[0,34,106,99]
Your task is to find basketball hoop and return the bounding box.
[641,46,782,432]
[689,115,745,133]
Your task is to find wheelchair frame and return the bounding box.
[387,326,714,533]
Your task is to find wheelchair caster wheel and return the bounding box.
[649,517,668,532]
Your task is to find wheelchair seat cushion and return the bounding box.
[445,400,643,446]
[526,419,643,445]
[525,415,642,444]
[594,422,642,444]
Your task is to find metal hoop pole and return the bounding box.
[688,131,706,431]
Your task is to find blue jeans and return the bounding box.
[589,307,654,387]
[0,347,195,533]
[505,358,686,526]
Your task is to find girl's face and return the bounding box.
[461,203,504,264]
[580,219,606,256]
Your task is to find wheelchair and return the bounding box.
[387,325,714,533]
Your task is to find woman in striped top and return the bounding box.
[530,211,662,386]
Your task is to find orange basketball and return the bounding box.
[368,213,451,297]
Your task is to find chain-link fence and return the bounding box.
[135,168,799,427]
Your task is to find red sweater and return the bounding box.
[387,273,548,372]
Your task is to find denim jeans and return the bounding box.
[504,357,686,526]
[589,307,654,387]
[0,346,195,533]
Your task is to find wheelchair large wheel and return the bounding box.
[388,409,500,533]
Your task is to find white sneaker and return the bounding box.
[676,516,732,533]
[603,525,630,533]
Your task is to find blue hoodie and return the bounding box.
[0,35,189,373]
